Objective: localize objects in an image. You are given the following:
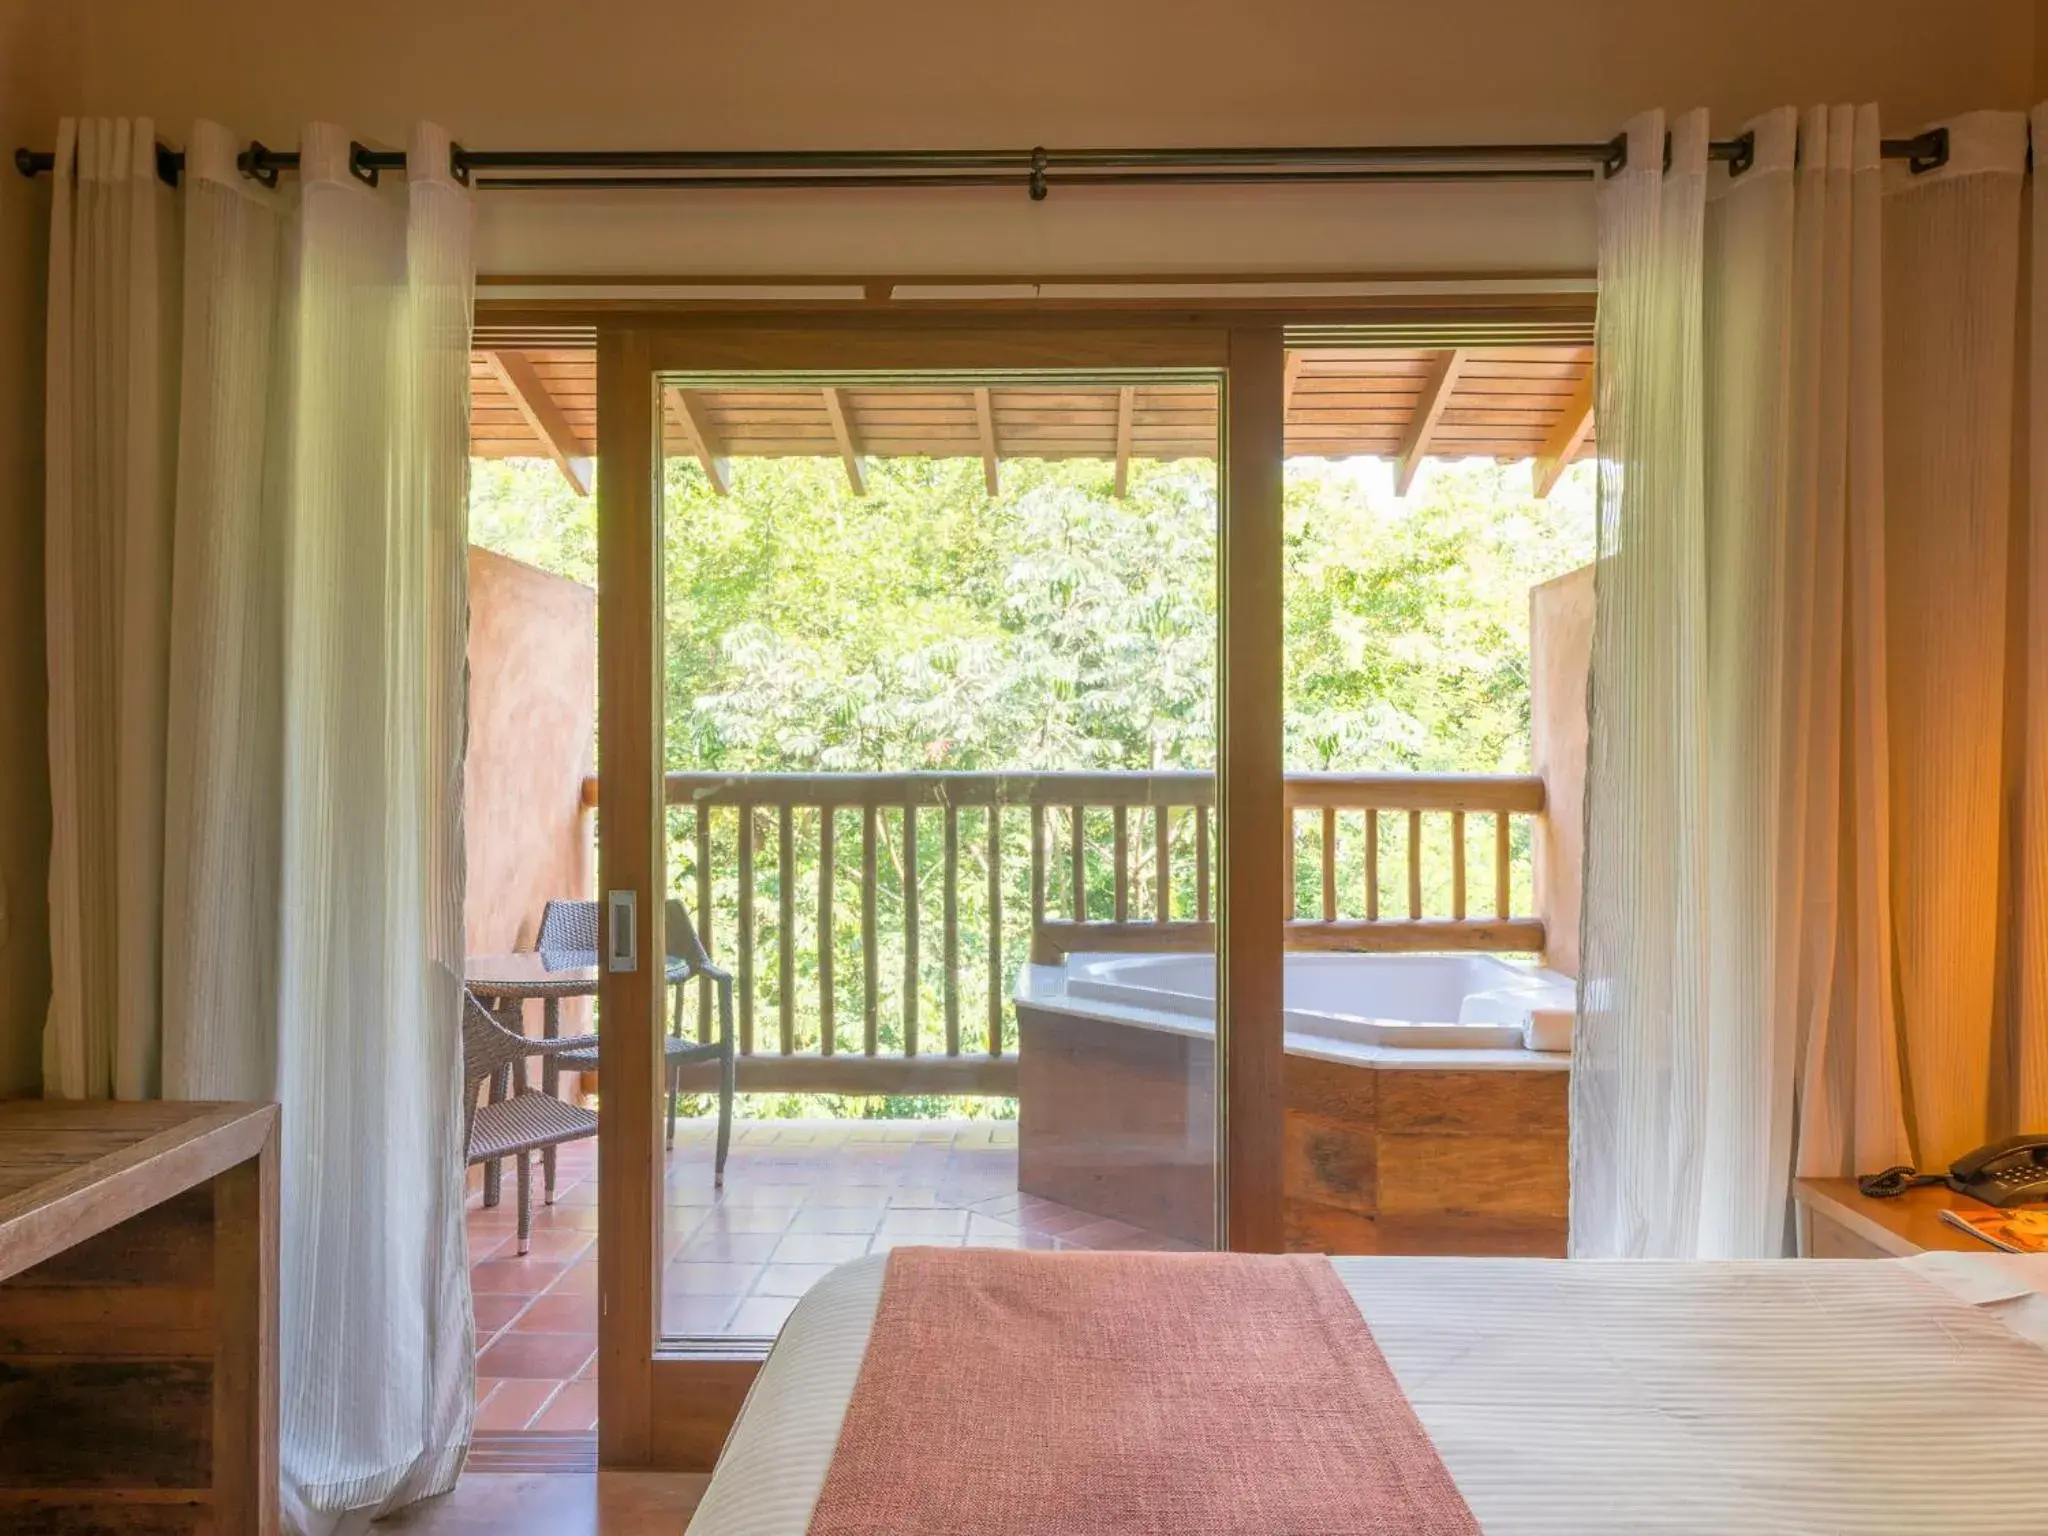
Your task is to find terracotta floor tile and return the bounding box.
[530,1380,600,1433]
[664,1262,762,1296]
[672,1230,782,1265]
[662,1293,741,1334]
[727,1295,800,1336]
[515,1292,600,1333]
[785,1204,885,1234]
[471,1293,532,1337]
[767,1232,870,1265]
[471,1258,567,1295]
[515,1229,598,1263]
[472,1378,557,1432]
[752,1262,838,1297]
[877,1208,971,1238]
[546,1261,600,1296]
[476,1331,598,1381]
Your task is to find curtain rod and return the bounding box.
[11,128,1955,197]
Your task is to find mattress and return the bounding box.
[687,1250,2048,1534]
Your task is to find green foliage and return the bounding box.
[469,450,1593,1122]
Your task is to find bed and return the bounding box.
[687,1249,2048,1534]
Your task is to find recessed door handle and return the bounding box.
[607,890,638,972]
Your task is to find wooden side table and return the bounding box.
[0,1100,279,1534]
[1794,1176,2021,1258]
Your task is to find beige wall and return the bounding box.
[69,0,2038,276]
[0,4,78,1096]
[1531,563,1594,979]
[464,546,596,957]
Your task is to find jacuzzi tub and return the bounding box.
[1048,950,1575,1053]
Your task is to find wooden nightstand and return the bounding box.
[1794,1176,2021,1258]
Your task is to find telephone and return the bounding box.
[1859,1134,2048,1208]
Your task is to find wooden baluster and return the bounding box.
[1155,805,1171,923]
[1321,806,1338,922]
[862,806,879,1056]
[1450,809,1467,921]
[1282,808,1296,921]
[1030,803,1046,935]
[818,807,835,1056]
[1196,804,1210,922]
[1495,810,1512,918]
[903,804,920,1057]
[944,804,961,1056]
[1365,807,1379,921]
[737,805,755,1055]
[988,807,1004,1056]
[1112,805,1129,922]
[778,804,795,1055]
[1070,806,1086,922]
[1407,809,1424,919]
[695,801,713,1043]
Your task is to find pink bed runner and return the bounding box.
[806,1247,1478,1535]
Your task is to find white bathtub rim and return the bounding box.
[1014,962,1570,1073]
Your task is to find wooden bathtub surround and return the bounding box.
[0,1100,279,1535]
[1016,1010,1568,1254]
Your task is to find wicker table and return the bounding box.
[465,949,687,1205]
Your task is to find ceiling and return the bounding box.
[468,344,1594,498]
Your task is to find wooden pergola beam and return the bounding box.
[1282,349,1303,414]
[1113,386,1134,497]
[820,386,867,495]
[1393,348,1466,498]
[1531,368,1595,499]
[665,385,732,496]
[485,349,593,495]
[973,386,1000,496]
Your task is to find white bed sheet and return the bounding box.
[687,1251,2048,1534]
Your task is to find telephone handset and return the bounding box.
[1859,1134,2048,1207]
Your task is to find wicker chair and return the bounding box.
[462,990,599,1255]
[543,897,735,1185]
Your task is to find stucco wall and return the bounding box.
[1530,563,1593,979]
[464,546,595,971]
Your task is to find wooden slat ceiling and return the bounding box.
[468,344,1595,497]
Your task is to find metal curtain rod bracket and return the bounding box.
[12,125,1967,193]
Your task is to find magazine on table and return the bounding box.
[1939,1206,2048,1254]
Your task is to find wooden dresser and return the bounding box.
[0,1100,279,1535]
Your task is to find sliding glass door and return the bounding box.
[592,321,1286,1466]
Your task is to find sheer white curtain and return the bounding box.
[44,117,476,1531]
[1575,107,2032,1258]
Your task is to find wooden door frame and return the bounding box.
[594,312,1287,1468]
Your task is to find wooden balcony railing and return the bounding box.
[578,769,1546,1096]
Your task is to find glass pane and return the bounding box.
[462,382,603,1427]
[1277,344,1594,1259]
[654,373,1222,1344]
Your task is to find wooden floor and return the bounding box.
[375,1472,705,1531]
[468,1116,1184,1429]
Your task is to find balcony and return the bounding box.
[460,542,1591,1422]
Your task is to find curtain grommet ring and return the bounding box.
[1907,126,1949,175]
[451,142,471,188]
[349,141,380,187]
[1724,130,1756,179]
[1599,134,1627,178]
[1028,146,1048,202]
[239,142,280,188]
